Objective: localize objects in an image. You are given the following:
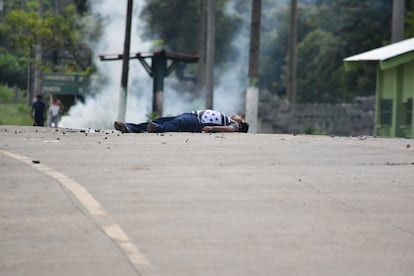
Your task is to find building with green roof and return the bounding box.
[344,38,414,138]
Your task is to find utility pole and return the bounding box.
[245,0,262,133]
[53,0,60,14]
[196,0,207,97]
[286,0,297,104]
[101,50,198,117]
[22,0,34,106]
[33,0,43,102]
[205,0,215,109]
[391,0,405,43]
[118,0,133,121]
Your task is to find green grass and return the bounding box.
[303,126,327,135]
[0,102,33,126]
[0,86,33,126]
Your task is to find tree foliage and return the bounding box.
[292,0,392,102]
[140,0,241,63]
[0,53,27,87]
[139,0,398,103]
[260,0,393,103]
[0,0,91,88]
[7,1,90,69]
[0,0,413,103]
[406,0,414,37]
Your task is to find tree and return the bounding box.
[303,0,391,102]
[405,0,414,37]
[140,0,241,68]
[0,53,27,88]
[295,29,341,102]
[6,1,92,72]
[259,2,313,97]
[269,0,392,103]
[1,0,94,103]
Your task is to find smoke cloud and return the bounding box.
[60,0,250,129]
[60,0,151,129]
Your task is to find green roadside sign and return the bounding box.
[43,73,88,95]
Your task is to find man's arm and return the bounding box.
[202,125,237,133]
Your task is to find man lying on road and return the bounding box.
[114,109,249,133]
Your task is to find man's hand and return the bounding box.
[202,126,236,133]
[202,126,216,132]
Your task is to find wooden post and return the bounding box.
[196,0,207,97]
[245,0,262,133]
[205,0,215,109]
[117,0,133,122]
[392,0,405,43]
[286,0,297,104]
[33,0,43,101]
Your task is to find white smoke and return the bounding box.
[214,2,250,116]
[60,0,151,129]
[61,0,251,129]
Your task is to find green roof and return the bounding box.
[344,37,414,71]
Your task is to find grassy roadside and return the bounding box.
[0,86,33,126]
[0,102,33,126]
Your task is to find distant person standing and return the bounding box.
[31,94,46,126]
[48,95,64,128]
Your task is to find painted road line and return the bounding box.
[0,150,152,272]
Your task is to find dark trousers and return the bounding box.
[125,113,202,133]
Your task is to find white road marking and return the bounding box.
[1,150,152,271]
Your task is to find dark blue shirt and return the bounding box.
[32,101,46,125]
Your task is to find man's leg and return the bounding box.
[114,121,131,133]
[51,115,58,127]
[153,113,201,132]
[124,122,148,133]
[120,116,176,133]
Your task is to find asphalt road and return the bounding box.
[1,125,414,276]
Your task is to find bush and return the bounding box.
[0,103,32,125]
[0,85,14,102]
[303,126,326,135]
[0,54,27,88]
[0,85,32,126]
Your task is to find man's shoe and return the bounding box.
[114,121,129,133]
[147,122,158,133]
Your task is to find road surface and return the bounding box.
[1,126,413,276]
